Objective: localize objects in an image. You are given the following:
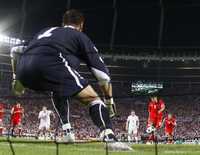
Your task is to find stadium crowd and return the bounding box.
[0,95,200,140]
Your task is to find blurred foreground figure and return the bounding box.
[14,9,130,150]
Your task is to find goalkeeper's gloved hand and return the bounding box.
[104,97,117,118]
[12,79,25,96]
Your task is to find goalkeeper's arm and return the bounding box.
[92,74,117,118]
[78,33,117,117]
[99,82,117,118]
[10,45,26,95]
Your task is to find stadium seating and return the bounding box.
[1,94,200,140]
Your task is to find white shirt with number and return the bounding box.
[127,115,139,130]
[38,110,52,129]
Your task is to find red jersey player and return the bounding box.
[147,96,165,130]
[146,96,165,143]
[0,102,4,135]
[164,113,176,144]
[11,103,24,137]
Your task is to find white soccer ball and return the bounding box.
[63,133,75,142]
[107,142,133,151]
[146,126,155,134]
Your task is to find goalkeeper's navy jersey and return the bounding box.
[25,26,110,79]
[17,26,110,96]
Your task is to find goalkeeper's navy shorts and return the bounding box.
[16,46,88,97]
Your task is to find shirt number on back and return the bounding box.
[37,27,57,39]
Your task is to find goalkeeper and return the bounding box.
[10,27,117,142]
[13,10,129,149]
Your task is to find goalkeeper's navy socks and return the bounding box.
[89,99,112,131]
[52,94,70,124]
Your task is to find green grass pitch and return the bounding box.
[0,137,200,155]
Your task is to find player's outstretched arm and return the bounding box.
[99,82,117,118]
[11,107,14,115]
[78,33,117,117]
[10,45,26,96]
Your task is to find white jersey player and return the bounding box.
[126,110,139,143]
[37,106,54,139]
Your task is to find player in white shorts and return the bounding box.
[38,106,55,139]
[126,110,139,143]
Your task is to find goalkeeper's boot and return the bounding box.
[100,129,118,142]
[62,129,75,142]
[100,129,133,151]
[61,123,75,143]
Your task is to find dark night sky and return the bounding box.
[1,0,200,47]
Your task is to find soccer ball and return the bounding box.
[146,126,155,134]
[107,142,133,151]
[63,132,75,142]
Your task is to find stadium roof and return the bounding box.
[1,0,200,47]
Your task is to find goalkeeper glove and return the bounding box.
[12,79,25,96]
[104,97,117,118]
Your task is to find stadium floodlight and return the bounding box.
[0,34,23,46]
